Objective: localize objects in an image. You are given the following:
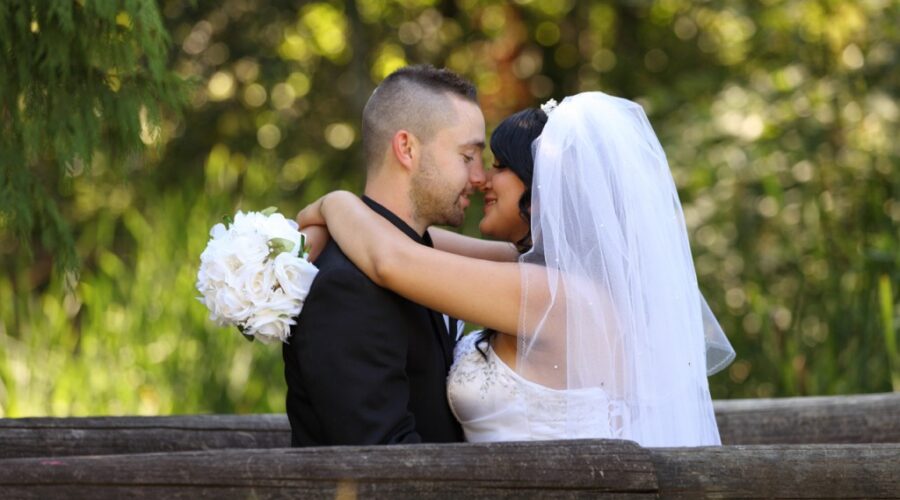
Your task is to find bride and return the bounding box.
[298,92,734,446]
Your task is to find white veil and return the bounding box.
[516,92,731,446]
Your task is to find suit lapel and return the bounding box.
[429,311,454,368]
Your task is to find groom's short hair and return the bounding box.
[362,65,477,170]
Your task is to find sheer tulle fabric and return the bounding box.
[517,92,724,446]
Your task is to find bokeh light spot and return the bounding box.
[644,48,669,72]
[288,72,311,98]
[398,22,423,45]
[535,22,560,46]
[841,44,864,70]
[673,16,697,40]
[513,50,542,78]
[271,83,296,110]
[481,5,507,33]
[372,44,407,82]
[234,59,260,83]
[243,84,267,107]
[325,123,355,150]
[257,124,282,149]
[208,71,235,101]
[591,49,617,72]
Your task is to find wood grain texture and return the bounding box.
[649,443,900,498]
[2,393,898,459]
[0,440,658,498]
[0,414,290,459]
[1,442,897,498]
[713,392,900,445]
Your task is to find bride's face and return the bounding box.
[478,163,529,243]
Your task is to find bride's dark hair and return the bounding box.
[476,106,548,357]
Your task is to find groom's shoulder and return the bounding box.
[309,240,379,293]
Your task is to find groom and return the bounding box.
[283,65,486,445]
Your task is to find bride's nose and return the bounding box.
[477,171,493,192]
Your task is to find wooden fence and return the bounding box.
[2,393,897,459]
[0,441,897,498]
[1,393,897,498]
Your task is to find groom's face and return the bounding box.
[411,96,485,227]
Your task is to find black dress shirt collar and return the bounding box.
[361,196,433,248]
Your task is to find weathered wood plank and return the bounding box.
[712,392,900,445]
[0,442,896,498]
[649,443,900,498]
[1,393,897,459]
[0,414,290,459]
[0,440,659,499]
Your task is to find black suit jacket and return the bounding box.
[283,196,463,446]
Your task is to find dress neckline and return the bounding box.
[479,336,603,395]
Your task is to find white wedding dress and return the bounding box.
[447,332,622,442]
[445,93,728,446]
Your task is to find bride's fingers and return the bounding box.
[300,224,330,261]
[296,199,325,228]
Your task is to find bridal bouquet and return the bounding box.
[196,208,318,344]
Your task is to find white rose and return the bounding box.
[209,222,228,240]
[235,262,277,303]
[230,232,268,266]
[198,257,233,286]
[246,309,295,343]
[230,211,259,231]
[272,252,318,300]
[260,213,302,255]
[214,282,254,324]
[269,288,302,315]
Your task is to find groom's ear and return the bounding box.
[391,130,418,172]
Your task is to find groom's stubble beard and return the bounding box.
[410,150,466,228]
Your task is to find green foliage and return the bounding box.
[0,1,186,273]
[1,0,898,417]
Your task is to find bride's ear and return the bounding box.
[391,130,419,172]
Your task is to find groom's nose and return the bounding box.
[468,159,486,187]
[477,169,493,192]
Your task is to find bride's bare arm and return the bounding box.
[296,199,518,263]
[429,228,519,262]
[298,191,524,334]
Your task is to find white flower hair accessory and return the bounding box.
[540,98,558,116]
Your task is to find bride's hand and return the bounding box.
[296,191,354,261]
[299,224,330,262]
[296,196,327,228]
[297,191,357,227]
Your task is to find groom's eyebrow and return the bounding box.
[461,140,485,150]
